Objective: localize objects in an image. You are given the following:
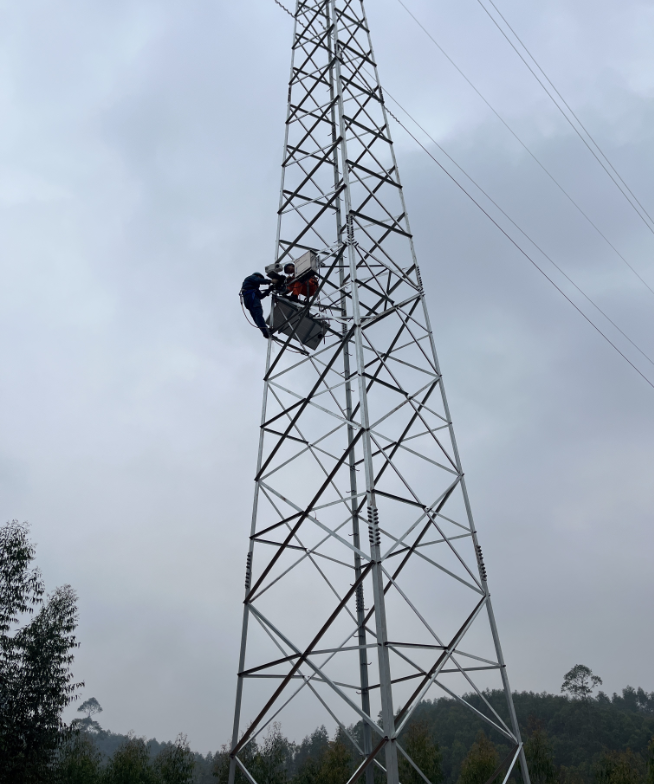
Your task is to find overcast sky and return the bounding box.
[1,0,653,755]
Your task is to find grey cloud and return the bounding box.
[0,0,652,754]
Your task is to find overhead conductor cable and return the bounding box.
[272,0,654,392]
[476,0,654,236]
[393,0,654,298]
[378,85,654,373]
[381,97,654,392]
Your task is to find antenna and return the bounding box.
[228,3,531,784]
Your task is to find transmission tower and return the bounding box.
[228,3,531,784]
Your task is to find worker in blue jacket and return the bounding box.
[240,273,271,338]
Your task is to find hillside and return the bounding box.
[80,685,654,784]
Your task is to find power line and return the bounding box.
[380,87,654,372]
[392,0,654,299]
[475,0,654,237]
[274,0,294,18]
[379,96,654,392]
[271,0,654,391]
[483,0,654,232]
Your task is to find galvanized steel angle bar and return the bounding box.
[234,755,261,784]
[265,380,358,434]
[346,158,401,189]
[276,193,347,264]
[394,595,488,733]
[359,382,438,480]
[411,510,485,592]
[240,587,383,747]
[380,350,441,382]
[363,344,456,469]
[249,528,358,604]
[283,111,340,166]
[244,609,368,756]
[280,187,342,213]
[312,489,366,513]
[431,679,517,743]
[334,3,369,33]
[343,113,392,145]
[448,654,515,738]
[248,429,364,601]
[379,478,460,562]
[256,481,371,565]
[262,389,346,465]
[291,61,333,99]
[453,648,501,667]
[396,741,437,784]
[243,624,378,757]
[265,400,354,513]
[378,502,485,594]
[279,142,341,213]
[256,538,306,553]
[360,298,424,372]
[376,520,484,595]
[287,71,334,125]
[387,532,472,558]
[367,431,434,508]
[369,429,461,476]
[257,337,352,478]
[365,378,436,431]
[391,333,432,355]
[336,36,376,68]
[266,331,343,382]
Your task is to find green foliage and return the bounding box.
[0,520,82,784]
[456,732,499,784]
[47,684,654,784]
[562,666,603,700]
[213,726,293,784]
[78,698,103,720]
[104,735,159,784]
[154,734,195,784]
[594,749,645,784]
[291,727,330,784]
[399,721,444,784]
[252,724,292,784]
[313,738,353,784]
[55,732,103,784]
[524,721,557,784]
[407,685,654,784]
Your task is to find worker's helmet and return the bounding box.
[284,263,295,275]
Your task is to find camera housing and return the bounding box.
[265,249,320,281]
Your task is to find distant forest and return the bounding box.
[72,683,654,784]
[2,521,652,784]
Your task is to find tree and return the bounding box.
[104,735,159,784]
[524,721,557,784]
[154,734,195,784]
[594,749,645,784]
[457,732,499,784]
[314,737,353,784]
[399,721,444,784]
[647,737,654,784]
[54,732,103,784]
[562,665,603,700]
[78,698,103,721]
[0,520,82,783]
[251,723,293,784]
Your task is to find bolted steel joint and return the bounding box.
[367,506,381,548]
[355,583,365,613]
[475,544,487,582]
[245,551,253,591]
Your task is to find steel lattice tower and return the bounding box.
[228,3,531,784]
